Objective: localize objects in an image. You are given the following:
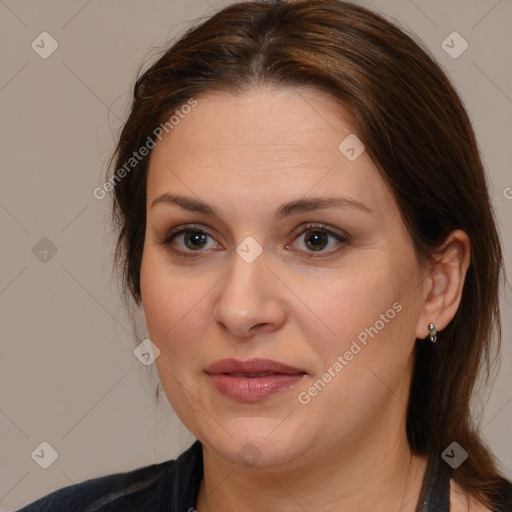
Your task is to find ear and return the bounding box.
[415,229,471,341]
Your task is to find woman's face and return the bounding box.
[140,86,430,469]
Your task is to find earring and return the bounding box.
[428,323,437,343]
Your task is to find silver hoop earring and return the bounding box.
[428,323,437,343]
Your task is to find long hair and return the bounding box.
[106,0,508,506]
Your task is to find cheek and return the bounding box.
[140,253,172,338]
[140,254,215,434]
[309,262,399,349]
[299,271,416,432]
[303,249,421,386]
[141,246,224,384]
[140,247,211,365]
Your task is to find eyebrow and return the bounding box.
[150,193,373,219]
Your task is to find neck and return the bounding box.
[196,405,428,512]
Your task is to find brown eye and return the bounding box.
[289,223,350,256]
[159,225,220,258]
[304,231,329,251]
[183,231,209,250]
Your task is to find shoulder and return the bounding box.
[15,458,177,511]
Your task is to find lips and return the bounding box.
[205,358,306,376]
[205,358,307,402]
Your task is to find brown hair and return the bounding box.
[107,0,509,505]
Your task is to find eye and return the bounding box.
[159,224,221,257]
[287,223,349,256]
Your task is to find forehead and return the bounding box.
[146,86,394,217]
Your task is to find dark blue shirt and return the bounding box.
[17,441,203,511]
[16,440,512,511]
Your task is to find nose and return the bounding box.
[212,248,287,339]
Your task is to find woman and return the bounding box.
[18,0,512,511]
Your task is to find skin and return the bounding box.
[140,85,480,511]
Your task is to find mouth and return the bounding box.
[205,358,307,402]
[205,358,306,376]
[226,372,284,378]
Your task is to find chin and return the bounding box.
[197,416,315,470]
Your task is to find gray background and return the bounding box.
[1,0,511,510]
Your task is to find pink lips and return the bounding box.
[205,358,307,402]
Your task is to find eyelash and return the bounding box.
[158,223,350,259]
